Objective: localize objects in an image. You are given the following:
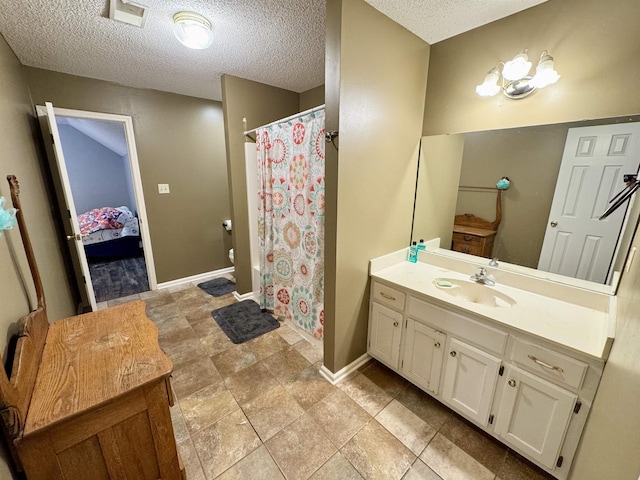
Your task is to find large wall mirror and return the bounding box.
[412,114,640,292]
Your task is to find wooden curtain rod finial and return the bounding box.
[7,175,20,195]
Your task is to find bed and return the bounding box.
[78,206,142,259]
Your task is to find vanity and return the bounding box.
[367,242,615,480]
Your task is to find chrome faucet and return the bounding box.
[489,257,499,267]
[470,267,495,286]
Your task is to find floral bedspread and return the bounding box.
[78,206,140,245]
[77,207,124,235]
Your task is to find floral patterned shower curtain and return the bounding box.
[256,109,325,339]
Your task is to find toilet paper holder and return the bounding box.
[222,219,232,232]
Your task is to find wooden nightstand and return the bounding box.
[452,189,502,259]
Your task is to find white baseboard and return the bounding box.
[319,353,371,385]
[156,267,235,290]
[233,290,257,302]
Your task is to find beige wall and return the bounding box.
[324,0,430,371]
[221,75,300,293]
[412,134,464,249]
[300,85,325,111]
[423,0,640,136]
[0,37,76,479]
[25,68,230,284]
[422,0,640,477]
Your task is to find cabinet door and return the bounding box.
[401,319,446,394]
[495,366,577,469]
[368,302,403,370]
[442,338,501,426]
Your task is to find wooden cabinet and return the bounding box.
[451,225,496,258]
[368,302,403,370]
[401,319,445,394]
[442,338,501,426]
[495,366,577,469]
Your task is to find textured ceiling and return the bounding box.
[0,0,546,102]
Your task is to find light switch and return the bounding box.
[158,183,170,194]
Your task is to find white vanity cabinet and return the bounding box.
[442,338,501,426]
[495,365,577,469]
[366,277,606,480]
[401,318,446,394]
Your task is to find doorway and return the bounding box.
[36,104,157,311]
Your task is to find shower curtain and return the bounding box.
[256,109,325,339]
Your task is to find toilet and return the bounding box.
[229,248,234,264]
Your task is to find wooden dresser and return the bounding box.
[451,225,497,258]
[0,175,184,479]
[452,189,502,259]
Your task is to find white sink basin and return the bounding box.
[433,278,516,308]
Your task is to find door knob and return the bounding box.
[550,221,558,228]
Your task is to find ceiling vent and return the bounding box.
[109,0,148,28]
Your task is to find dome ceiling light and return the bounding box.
[173,11,214,50]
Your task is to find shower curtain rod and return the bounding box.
[243,104,325,135]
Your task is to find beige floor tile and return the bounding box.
[170,357,224,399]
[307,389,371,448]
[169,404,190,443]
[96,301,108,310]
[247,330,289,360]
[139,289,165,300]
[200,329,235,356]
[211,343,258,378]
[159,325,198,348]
[192,409,261,480]
[342,419,416,480]
[309,452,363,480]
[180,385,239,434]
[107,293,141,307]
[190,316,221,338]
[376,400,437,455]
[162,336,210,368]
[284,362,336,411]
[360,360,409,398]
[216,445,285,480]
[265,414,337,480]
[276,323,304,345]
[394,383,451,430]
[439,414,507,473]
[243,385,305,441]
[177,437,206,480]
[339,372,393,416]
[293,339,323,364]
[225,361,280,405]
[402,460,442,480]
[496,451,555,480]
[183,304,216,324]
[155,313,193,336]
[262,345,311,384]
[420,434,494,480]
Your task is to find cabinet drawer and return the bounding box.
[511,338,588,390]
[408,297,507,355]
[372,282,405,311]
[452,242,484,256]
[452,232,484,247]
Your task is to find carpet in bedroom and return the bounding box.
[89,255,149,302]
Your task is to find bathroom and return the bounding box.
[0,0,639,478]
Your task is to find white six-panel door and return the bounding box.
[538,122,640,283]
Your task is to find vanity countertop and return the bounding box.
[370,251,615,361]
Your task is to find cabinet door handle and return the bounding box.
[393,321,399,327]
[450,351,457,357]
[527,355,564,373]
[508,379,517,387]
[434,342,441,349]
[380,292,396,301]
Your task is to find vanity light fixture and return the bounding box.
[476,49,560,99]
[173,11,214,50]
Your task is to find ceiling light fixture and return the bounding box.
[173,11,214,50]
[476,49,560,99]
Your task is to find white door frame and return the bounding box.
[37,104,157,307]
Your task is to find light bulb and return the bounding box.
[531,54,560,88]
[476,68,501,97]
[502,51,532,81]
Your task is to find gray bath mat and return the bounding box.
[198,277,236,297]
[211,300,279,344]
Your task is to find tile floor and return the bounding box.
[104,280,555,480]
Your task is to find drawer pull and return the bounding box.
[463,235,473,241]
[450,351,457,357]
[393,321,399,327]
[434,342,441,349]
[508,379,517,387]
[528,355,564,373]
[380,292,396,301]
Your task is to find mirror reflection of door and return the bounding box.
[36,103,156,311]
[538,122,640,283]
